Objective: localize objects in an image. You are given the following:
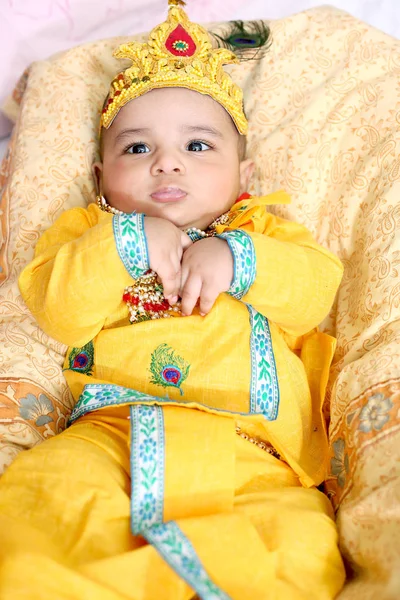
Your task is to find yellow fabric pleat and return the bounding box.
[0,408,345,599]
[160,408,235,521]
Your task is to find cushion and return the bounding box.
[1,6,400,594]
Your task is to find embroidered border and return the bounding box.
[144,521,232,600]
[113,212,149,279]
[217,230,256,299]
[69,385,158,423]
[130,405,165,534]
[69,371,280,424]
[247,305,279,421]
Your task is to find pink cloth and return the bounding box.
[0,0,244,137]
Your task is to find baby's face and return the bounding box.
[95,88,253,230]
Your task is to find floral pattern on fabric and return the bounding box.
[113,212,149,279]
[18,392,54,426]
[0,378,73,473]
[130,404,165,534]
[330,438,349,489]
[144,521,231,600]
[326,382,398,511]
[358,393,393,433]
[247,305,279,421]
[217,229,256,300]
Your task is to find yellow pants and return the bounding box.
[0,406,345,599]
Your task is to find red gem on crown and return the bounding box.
[165,24,196,56]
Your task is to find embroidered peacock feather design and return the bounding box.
[149,343,190,396]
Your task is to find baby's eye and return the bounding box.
[186,140,211,152]
[125,143,150,154]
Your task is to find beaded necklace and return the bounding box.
[97,195,229,323]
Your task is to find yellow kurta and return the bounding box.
[0,191,345,599]
[18,191,344,485]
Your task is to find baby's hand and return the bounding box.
[180,237,234,316]
[144,217,192,304]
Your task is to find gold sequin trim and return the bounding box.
[235,426,282,460]
[100,4,247,134]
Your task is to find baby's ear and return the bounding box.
[92,162,103,194]
[239,159,255,193]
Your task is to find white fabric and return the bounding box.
[235,0,399,39]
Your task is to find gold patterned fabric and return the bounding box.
[1,5,400,595]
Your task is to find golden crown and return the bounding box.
[100,0,247,134]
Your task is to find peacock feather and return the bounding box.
[149,343,190,396]
[64,341,94,376]
[209,20,272,61]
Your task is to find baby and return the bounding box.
[0,2,345,599]
[95,84,254,320]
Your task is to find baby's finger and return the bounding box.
[160,259,181,303]
[180,273,202,316]
[199,284,218,316]
[179,262,189,297]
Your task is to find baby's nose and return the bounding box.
[151,150,185,175]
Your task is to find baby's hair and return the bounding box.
[98,94,110,159]
[99,127,105,160]
[238,135,247,161]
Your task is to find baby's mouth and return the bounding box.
[150,187,187,203]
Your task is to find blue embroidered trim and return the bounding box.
[247,305,279,420]
[130,405,165,534]
[113,212,149,279]
[69,386,158,423]
[143,521,232,600]
[69,332,279,426]
[217,230,256,300]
